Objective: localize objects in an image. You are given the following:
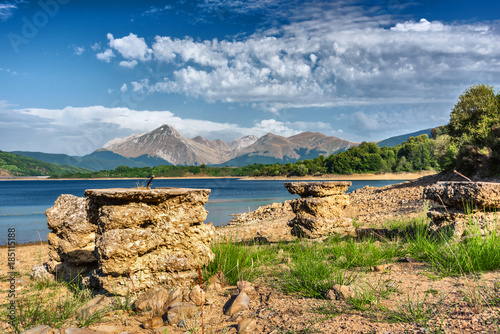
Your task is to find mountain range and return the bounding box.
[102,124,358,167]
[9,124,435,171]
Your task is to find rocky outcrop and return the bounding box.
[285,182,355,238]
[423,181,500,238]
[45,195,98,278]
[45,187,215,295]
[423,181,500,210]
[285,181,351,198]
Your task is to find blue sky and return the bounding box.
[1,0,499,155]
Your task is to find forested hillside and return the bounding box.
[0,151,91,176]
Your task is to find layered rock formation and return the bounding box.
[423,181,500,238]
[285,182,355,238]
[46,195,98,277]
[46,187,215,295]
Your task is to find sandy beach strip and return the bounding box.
[0,171,436,181]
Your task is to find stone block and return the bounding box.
[45,195,96,265]
[285,181,351,198]
[423,181,500,211]
[290,195,350,218]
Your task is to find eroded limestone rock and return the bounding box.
[285,181,351,198]
[424,181,500,238]
[45,187,215,296]
[423,181,500,211]
[45,194,97,265]
[85,187,214,295]
[286,182,354,238]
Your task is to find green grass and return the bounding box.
[204,214,500,300]
[0,278,103,333]
[403,218,500,276]
[202,239,276,285]
[380,291,443,327]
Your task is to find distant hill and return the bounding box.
[376,128,433,148]
[0,151,91,176]
[11,150,172,171]
[220,132,357,166]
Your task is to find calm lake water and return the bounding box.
[0,178,405,244]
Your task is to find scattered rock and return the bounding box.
[189,284,205,306]
[372,264,392,272]
[135,287,172,315]
[398,256,417,263]
[142,317,164,329]
[31,264,54,281]
[77,295,110,319]
[206,282,222,292]
[237,280,255,294]
[167,302,198,324]
[224,291,250,316]
[21,325,55,334]
[62,329,103,334]
[237,317,256,334]
[327,284,356,300]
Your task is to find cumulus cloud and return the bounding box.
[119,60,138,69]
[391,18,447,32]
[120,83,128,92]
[107,33,152,61]
[96,49,115,62]
[105,3,499,113]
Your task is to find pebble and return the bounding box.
[142,317,164,329]
[189,284,205,306]
[224,291,250,316]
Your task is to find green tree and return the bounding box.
[447,84,500,174]
[448,84,499,146]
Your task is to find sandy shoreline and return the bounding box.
[240,171,436,181]
[0,171,436,181]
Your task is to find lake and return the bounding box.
[0,178,405,244]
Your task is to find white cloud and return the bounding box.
[119,60,138,69]
[0,68,17,75]
[253,119,299,137]
[0,3,17,21]
[73,45,85,55]
[96,49,115,62]
[142,5,172,16]
[391,18,447,32]
[153,36,228,67]
[107,33,152,61]
[91,42,101,51]
[112,10,499,112]
[120,83,128,92]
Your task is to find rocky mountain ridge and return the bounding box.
[102,124,358,166]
